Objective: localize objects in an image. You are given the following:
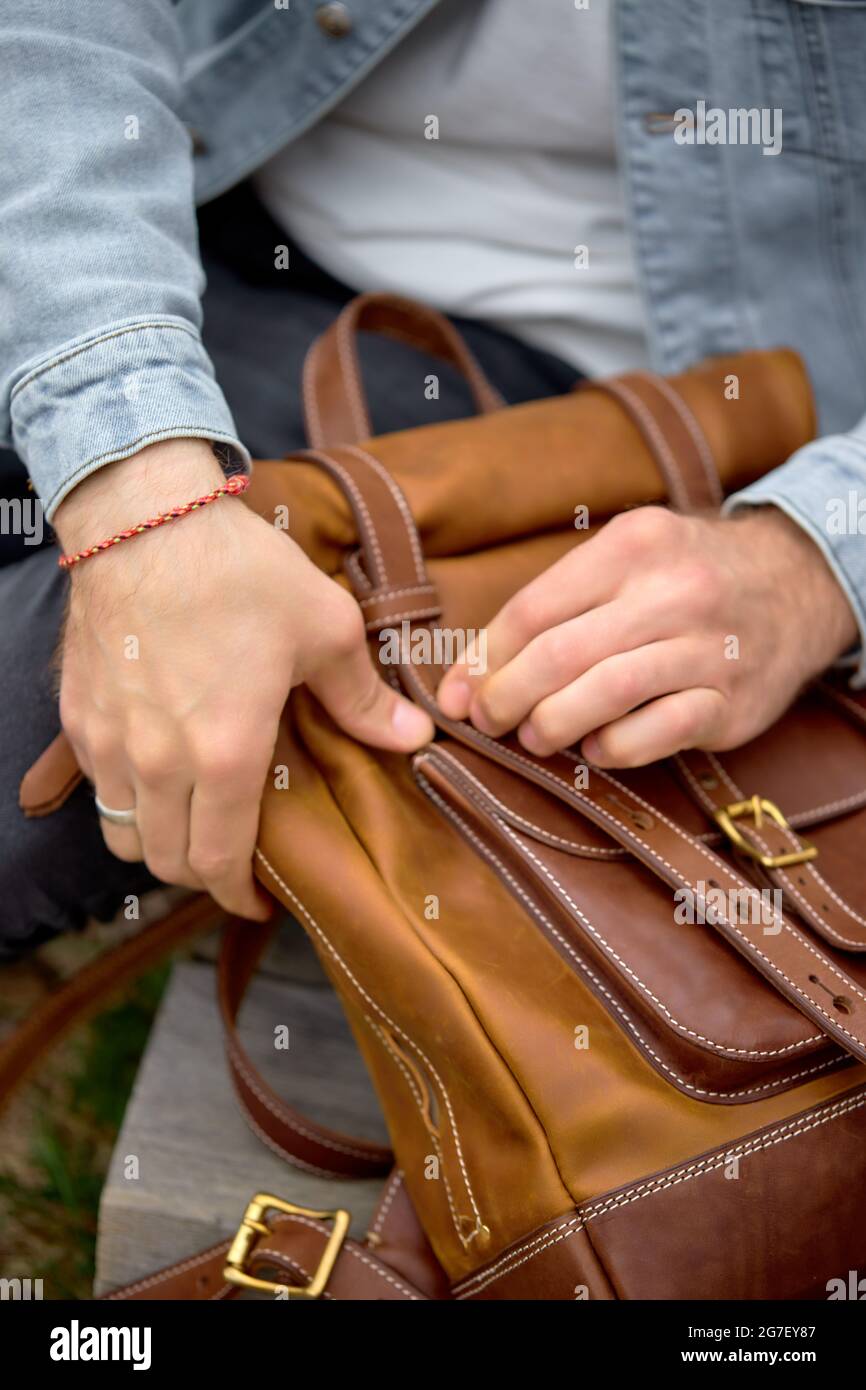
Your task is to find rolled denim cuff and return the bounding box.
[722,436,866,687]
[9,315,250,521]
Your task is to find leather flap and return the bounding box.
[415,737,866,1104]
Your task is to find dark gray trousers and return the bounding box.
[0,184,577,955]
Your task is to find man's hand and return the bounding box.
[56,439,433,918]
[437,506,858,767]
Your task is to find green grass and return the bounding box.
[0,964,170,1299]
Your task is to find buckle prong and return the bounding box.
[713,796,818,870]
[223,1192,350,1298]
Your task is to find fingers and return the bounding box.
[90,719,272,917]
[308,603,433,751]
[188,779,271,921]
[437,515,649,719]
[516,639,713,756]
[466,599,640,737]
[184,724,281,921]
[582,687,727,768]
[133,779,203,892]
[88,737,144,864]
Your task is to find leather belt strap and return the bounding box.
[302,291,505,451]
[105,1211,428,1301]
[406,670,866,1064]
[581,371,724,512]
[676,747,866,953]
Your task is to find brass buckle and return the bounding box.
[223,1192,351,1298]
[713,795,818,870]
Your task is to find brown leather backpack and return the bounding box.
[9,294,866,1301]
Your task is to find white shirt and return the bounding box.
[254,0,649,377]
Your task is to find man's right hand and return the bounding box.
[54,439,434,919]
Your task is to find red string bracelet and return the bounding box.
[57,474,251,570]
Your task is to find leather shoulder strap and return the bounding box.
[218,916,393,1179]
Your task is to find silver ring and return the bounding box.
[94,795,138,828]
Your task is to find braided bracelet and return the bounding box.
[57,474,251,570]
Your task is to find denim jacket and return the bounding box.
[3,0,866,676]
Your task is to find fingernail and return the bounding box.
[437,678,472,720]
[392,700,434,746]
[518,722,542,753]
[469,701,497,736]
[582,734,601,762]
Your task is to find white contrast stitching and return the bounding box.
[636,372,724,506]
[415,772,840,1099]
[270,1212,421,1299]
[104,1241,230,1299]
[433,746,625,859]
[401,665,866,1047]
[236,1097,363,1180]
[343,445,427,583]
[226,1035,381,1161]
[368,1169,404,1240]
[319,454,389,585]
[458,1089,866,1297]
[336,308,373,441]
[422,750,821,1058]
[601,380,691,511]
[369,1020,468,1243]
[254,851,485,1234]
[360,584,438,608]
[454,1216,584,1295]
[365,606,441,630]
[698,752,866,947]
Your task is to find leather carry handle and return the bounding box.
[302,291,506,449]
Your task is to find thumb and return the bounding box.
[308,638,434,752]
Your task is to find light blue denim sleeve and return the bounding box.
[0,1,249,521]
[722,422,866,688]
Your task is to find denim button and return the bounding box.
[315,3,353,38]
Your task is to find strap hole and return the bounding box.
[698,773,718,790]
[833,996,854,1015]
